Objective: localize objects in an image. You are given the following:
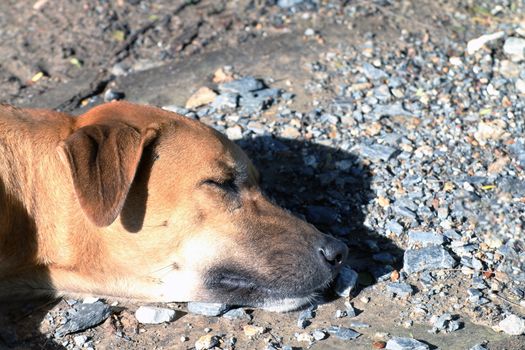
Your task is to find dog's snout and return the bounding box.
[318,236,348,270]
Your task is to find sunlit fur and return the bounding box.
[0,102,344,310]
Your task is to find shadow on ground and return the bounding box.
[0,299,64,350]
[0,135,403,350]
[240,136,405,296]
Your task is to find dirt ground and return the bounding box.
[1,0,525,349]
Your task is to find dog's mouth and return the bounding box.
[203,265,336,312]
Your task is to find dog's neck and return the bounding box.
[0,106,78,270]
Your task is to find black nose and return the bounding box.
[318,236,348,270]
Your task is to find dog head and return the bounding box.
[61,102,347,311]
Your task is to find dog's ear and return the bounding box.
[60,121,158,227]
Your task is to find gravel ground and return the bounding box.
[1,0,525,349]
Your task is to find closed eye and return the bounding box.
[201,178,238,193]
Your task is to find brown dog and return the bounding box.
[0,101,347,311]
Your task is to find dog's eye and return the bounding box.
[202,179,238,193]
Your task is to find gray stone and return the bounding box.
[372,103,414,117]
[187,302,230,317]
[135,306,177,324]
[386,220,404,236]
[222,308,251,320]
[386,337,429,350]
[345,302,357,318]
[225,125,243,140]
[408,231,444,247]
[327,326,361,340]
[246,120,267,135]
[239,93,273,115]
[103,89,125,102]
[349,322,370,328]
[254,88,281,99]
[73,335,88,347]
[403,246,456,274]
[499,314,525,335]
[448,320,461,332]
[386,282,413,297]
[433,313,452,331]
[503,37,525,62]
[335,266,358,297]
[362,62,388,80]
[312,329,327,340]
[55,302,111,337]
[297,306,316,328]
[470,344,488,350]
[359,144,398,162]
[335,309,347,318]
[277,0,304,8]
[392,205,417,220]
[211,93,238,111]
[218,77,264,94]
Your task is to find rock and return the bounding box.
[297,306,316,328]
[135,306,177,324]
[212,67,234,83]
[103,89,125,102]
[225,125,243,140]
[55,301,111,337]
[211,93,238,111]
[373,341,387,349]
[498,314,525,335]
[466,31,504,55]
[359,144,398,162]
[345,301,357,318]
[295,332,314,343]
[386,282,413,297]
[362,62,388,80]
[408,231,444,247]
[186,87,217,109]
[82,297,100,304]
[110,63,128,76]
[195,334,220,350]
[245,121,266,136]
[281,126,301,139]
[386,337,429,350]
[503,37,525,62]
[386,220,404,236]
[73,335,88,347]
[304,28,315,36]
[403,246,456,274]
[312,329,327,340]
[500,60,521,78]
[243,324,266,337]
[335,266,359,297]
[223,308,251,320]
[433,313,452,332]
[373,103,414,117]
[470,344,488,350]
[277,0,304,8]
[474,120,507,145]
[327,326,361,340]
[516,79,525,95]
[349,322,370,328]
[335,309,348,318]
[239,93,273,115]
[218,77,264,94]
[187,302,230,317]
